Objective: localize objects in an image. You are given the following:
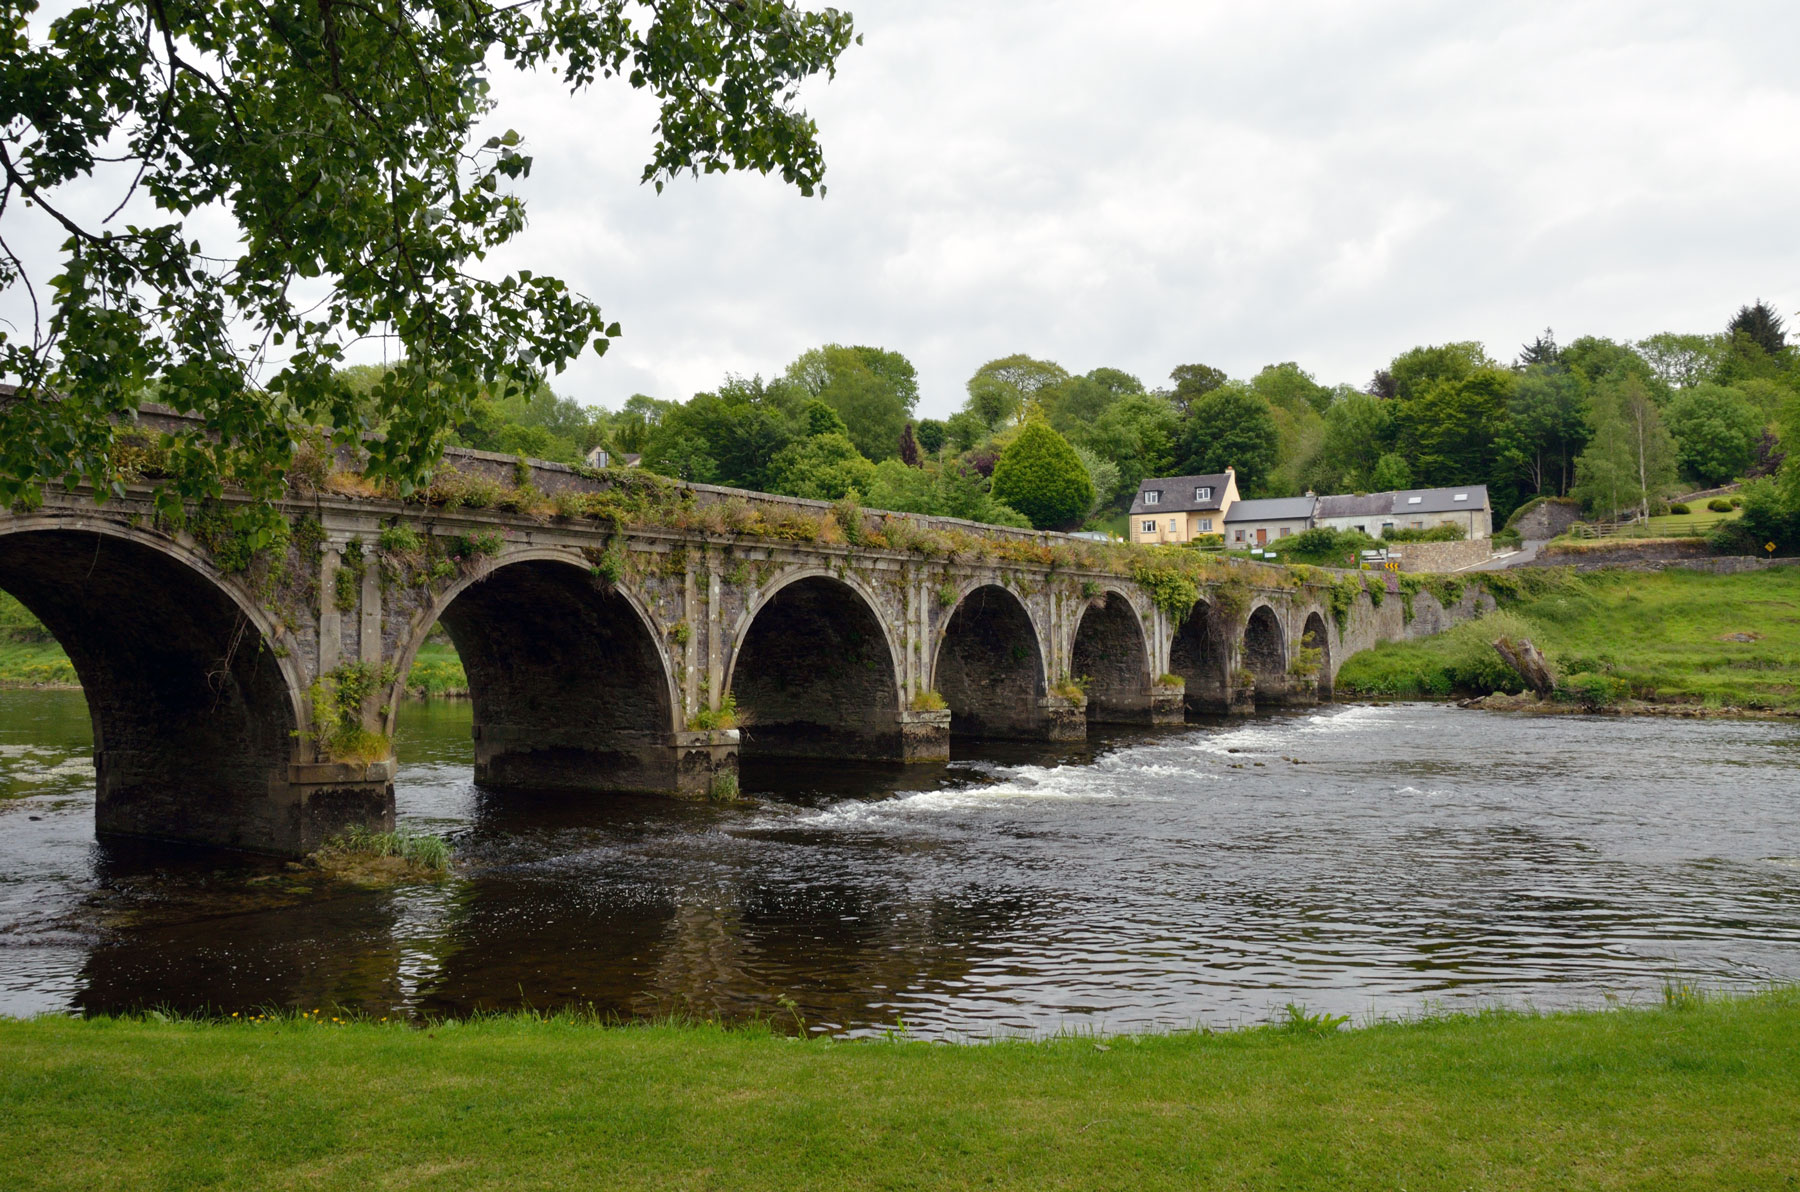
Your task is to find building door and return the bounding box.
[1256,528,1267,546]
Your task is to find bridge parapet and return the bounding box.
[1,454,1489,854]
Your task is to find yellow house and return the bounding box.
[1129,468,1239,545]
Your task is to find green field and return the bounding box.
[1,991,1795,1190]
[1337,567,1800,709]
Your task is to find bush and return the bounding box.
[1381,523,1467,543]
[989,421,1093,530]
[1557,671,1629,710]
[1707,498,1733,513]
[1668,503,1691,515]
[1730,496,1744,508]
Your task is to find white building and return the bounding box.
[1312,485,1491,539]
[1223,496,1317,547]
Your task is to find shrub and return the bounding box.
[989,421,1093,530]
[1557,671,1629,710]
[1730,495,1744,508]
[1707,498,1733,513]
[909,689,948,711]
[378,523,422,555]
[1668,503,1691,515]
[1381,523,1466,543]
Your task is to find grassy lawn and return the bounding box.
[2,991,1797,1190]
[1645,507,1740,537]
[1337,567,1800,708]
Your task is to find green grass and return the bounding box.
[1,990,1797,1190]
[1646,507,1741,537]
[403,640,468,697]
[1338,567,1800,708]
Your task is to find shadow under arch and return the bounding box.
[934,583,1046,739]
[1244,603,1288,704]
[406,553,681,792]
[1300,609,1333,700]
[0,522,330,852]
[1169,597,1230,715]
[1071,590,1154,724]
[727,572,904,761]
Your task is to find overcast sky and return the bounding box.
[463,0,1798,419]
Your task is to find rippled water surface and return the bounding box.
[3,688,1799,1037]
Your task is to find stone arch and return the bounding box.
[727,571,904,761]
[0,520,343,853]
[1300,610,1333,700]
[1071,590,1153,724]
[933,583,1047,739]
[401,550,682,792]
[1243,603,1287,704]
[1169,597,1230,715]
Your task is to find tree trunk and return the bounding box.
[1492,636,1555,696]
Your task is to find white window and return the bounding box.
[1407,496,1423,505]
[1143,490,1160,505]
[1453,493,1468,502]
[1141,520,1157,534]
[1195,486,1211,501]
[1168,519,1178,533]
[1197,518,1212,532]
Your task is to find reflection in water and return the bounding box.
[3,687,1800,1037]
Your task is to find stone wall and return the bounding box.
[1394,539,1494,573]
[1531,538,1710,571]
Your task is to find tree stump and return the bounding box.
[1492,636,1555,696]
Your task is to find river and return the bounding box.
[2,688,1798,1038]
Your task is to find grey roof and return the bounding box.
[1129,473,1230,516]
[1392,484,1489,513]
[1313,492,1393,519]
[1224,496,1316,522]
[1315,485,1489,520]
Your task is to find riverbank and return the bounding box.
[1337,566,1800,711]
[2,989,1795,1189]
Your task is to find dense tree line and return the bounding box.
[455,301,1800,538]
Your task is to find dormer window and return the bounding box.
[1143,490,1160,505]
[1195,486,1212,502]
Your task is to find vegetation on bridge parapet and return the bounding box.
[309,662,397,763]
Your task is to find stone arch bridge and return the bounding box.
[0,447,1483,855]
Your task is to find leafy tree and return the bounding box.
[1560,337,1663,396]
[1042,373,1132,435]
[1310,392,1395,492]
[1371,453,1412,491]
[943,411,990,451]
[803,398,848,438]
[914,419,948,456]
[1177,385,1280,495]
[1728,301,1788,358]
[989,422,1093,530]
[1081,393,1180,503]
[1497,366,1588,496]
[1666,384,1763,486]
[1070,444,1121,517]
[1168,363,1227,414]
[863,458,1028,527]
[766,432,875,501]
[642,434,717,484]
[1393,367,1512,488]
[1251,362,1332,416]
[641,375,803,490]
[1636,332,1725,389]
[786,345,919,462]
[611,395,677,454]
[965,355,1069,430]
[0,0,855,517]
[1366,369,1398,399]
[1572,379,1676,520]
[1387,343,1493,403]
